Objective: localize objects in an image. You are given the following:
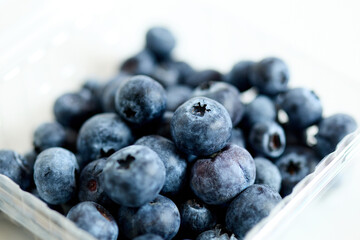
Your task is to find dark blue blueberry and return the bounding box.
[133,234,164,240]
[249,57,289,96]
[315,113,357,157]
[180,199,217,235]
[151,63,180,88]
[120,50,156,75]
[0,150,31,190]
[135,135,187,196]
[276,88,323,129]
[101,73,130,112]
[248,121,286,158]
[225,184,282,239]
[33,147,78,204]
[185,70,223,88]
[81,79,104,108]
[78,158,112,206]
[53,89,100,130]
[229,128,245,148]
[275,146,319,197]
[172,61,195,85]
[196,228,237,240]
[242,95,276,128]
[190,144,255,205]
[67,201,118,240]
[23,150,37,174]
[115,75,167,125]
[171,97,232,156]
[103,145,165,207]
[193,81,244,126]
[77,113,133,168]
[146,27,176,60]
[166,85,193,112]
[117,195,180,240]
[155,111,173,139]
[225,60,255,92]
[63,128,78,153]
[33,122,66,153]
[254,157,282,192]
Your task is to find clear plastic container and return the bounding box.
[1,1,359,239]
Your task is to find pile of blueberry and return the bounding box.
[0,27,358,240]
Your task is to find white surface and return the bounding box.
[0,0,360,239]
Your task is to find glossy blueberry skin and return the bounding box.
[53,90,100,130]
[151,63,180,88]
[249,57,289,96]
[275,146,319,197]
[225,184,282,239]
[190,144,255,205]
[229,128,245,148]
[166,85,193,112]
[33,122,66,153]
[315,114,357,157]
[196,228,237,240]
[133,234,164,240]
[226,60,255,92]
[146,27,176,60]
[172,61,195,84]
[171,97,232,156]
[0,150,31,190]
[242,95,277,128]
[193,81,244,126]
[101,73,130,112]
[77,113,133,168]
[185,70,223,88]
[103,145,165,207]
[120,50,156,76]
[276,88,323,129]
[117,195,180,240]
[67,201,118,240]
[180,199,217,235]
[115,75,167,125]
[78,158,112,205]
[254,157,282,192]
[249,121,286,158]
[33,147,78,205]
[135,135,187,196]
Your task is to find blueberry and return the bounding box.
[275,146,319,197]
[248,121,286,158]
[115,75,167,125]
[33,147,78,204]
[172,61,195,84]
[33,122,66,153]
[225,60,255,92]
[190,144,255,205]
[276,88,323,129]
[171,97,232,156]
[53,90,100,130]
[225,184,282,239]
[63,128,78,153]
[0,150,31,189]
[185,70,223,88]
[315,113,357,157]
[146,27,176,60]
[249,57,289,96]
[77,113,133,167]
[196,228,237,240]
[103,145,165,207]
[135,135,187,196]
[193,81,244,126]
[117,195,180,240]
[229,128,245,148]
[180,199,217,235]
[133,234,164,240]
[155,111,174,139]
[101,73,130,112]
[78,158,112,206]
[242,95,277,128]
[120,50,156,75]
[150,63,180,88]
[166,85,193,112]
[67,201,118,240]
[23,150,37,174]
[254,157,282,192]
